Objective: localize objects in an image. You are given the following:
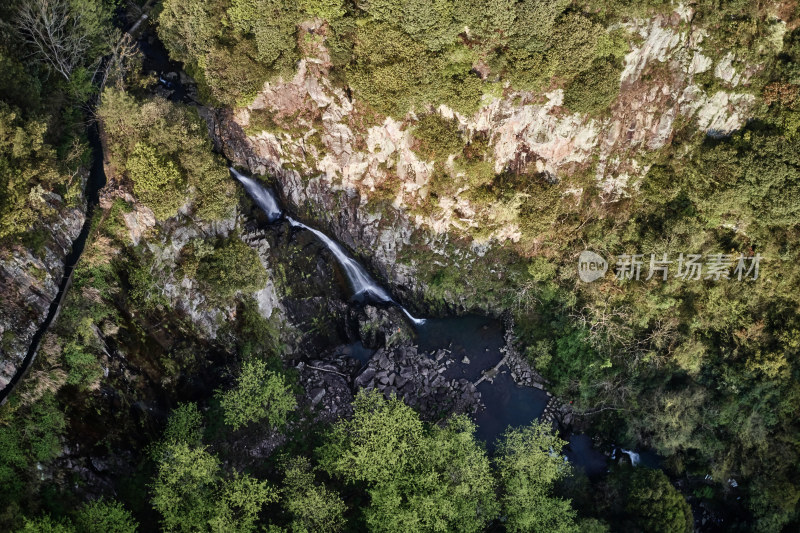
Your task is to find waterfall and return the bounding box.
[233,168,425,326]
[400,307,427,327]
[620,449,640,467]
[230,168,282,223]
[287,216,426,325]
[286,216,393,304]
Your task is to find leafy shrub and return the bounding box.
[282,457,347,533]
[299,0,346,20]
[623,468,693,533]
[411,114,464,161]
[24,392,67,463]
[127,256,170,312]
[495,422,577,532]
[150,443,221,531]
[228,0,299,68]
[455,0,516,43]
[398,0,460,52]
[196,237,268,300]
[547,12,602,77]
[62,342,102,390]
[236,297,281,358]
[18,515,75,533]
[0,421,26,504]
[217,359,297,430]
[509,0,570,53]
[160,0,299,106]
[0,102,63,241]
[98,89,236,221]
[319,390,499,532]
[162,403,204,448]
[73,499,138,533]
[346,22,430,117]
[126,143,186,220]
[0,391,67,513]
[563,57,624,114]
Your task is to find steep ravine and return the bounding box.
[0,126,103,403]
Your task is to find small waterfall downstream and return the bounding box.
[232,168,426,326]
[620,449,641,467]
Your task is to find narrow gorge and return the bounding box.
[2,1,799,531]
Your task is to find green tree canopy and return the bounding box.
[495,422,578,533]
[319,390,499,532]
[624,468,693,533]
[0,101,63,240]
[216,359,297,430]
[98,89,236,222]
[126,142,186,220]
[73,498,138,533]
[151,442,277,532]
[282,456,347,533]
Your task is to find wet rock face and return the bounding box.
[0,194,86,389]
[355,306,413,350]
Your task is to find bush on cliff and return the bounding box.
[98,89,236,221]
[216,359,297,431]
[196,236,269,301]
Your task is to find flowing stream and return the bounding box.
[231,168,282,223]
[231,168,664,470]
[232,168,426,326]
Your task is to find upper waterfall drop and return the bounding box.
[230,167,283,223]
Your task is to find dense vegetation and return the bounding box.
[0,0,119,247]
[98,89,236,221]
[156,0,637,116]
[403,54,800,533]
[2,0,800,531]
[139,390,598,532]
[165,1,800,529]
[398,23,800,531]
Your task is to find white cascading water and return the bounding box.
[230,168,283,223]
[286,216,393,304]
[400,307,426,327]
[233,168,426,326]
[287,216,426,326]
[620,449,640,467]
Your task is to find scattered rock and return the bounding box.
[310,388,326,406]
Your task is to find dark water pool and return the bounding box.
[474,371,550,449]
[414,315,549,448]
[340,341,375,367]
[565,434,609,476]
[416,315,505,382]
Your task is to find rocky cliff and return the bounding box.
[0,185,86,390]
[206,7,766,314]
